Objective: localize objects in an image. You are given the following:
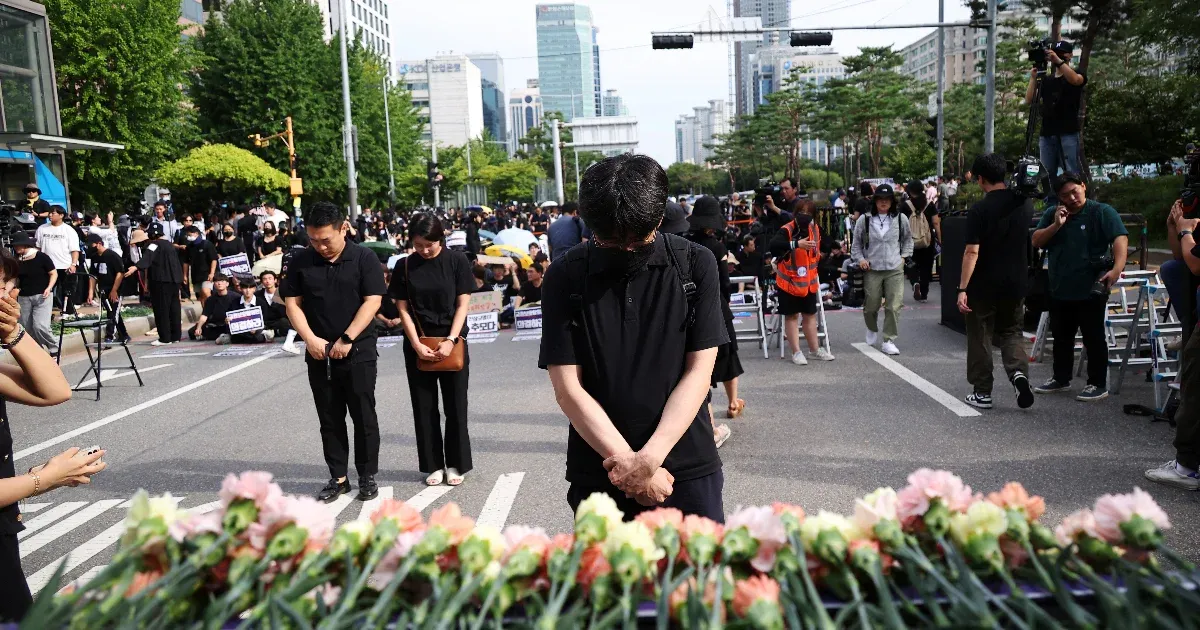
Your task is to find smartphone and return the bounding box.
[85,445,102,456]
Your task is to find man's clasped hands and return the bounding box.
[603,450,674,506]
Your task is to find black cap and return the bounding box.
[1055,172,1086,192]
[146,222,165,239]
[688,196,726,233]
[86,233,104,246]
[873,183,895,198]
[10,232,34,248]
[1051,40,1073,55]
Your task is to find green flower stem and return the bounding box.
[655,553,676,630]
[993,564,1061,628]
[789,533,835,630]
[434,570,486,630]
[837,565,872,630]
[866,563,906,629]
[706,562,726,630]
[204,556,274,629]
[365,552,420,630]
[893,546,952,626]
[319,543,390,629]
[536,542,585,630]
[620,580,636,630]
[934,535,1016,628]
[1021,541,1094,628]
[470,574,507,630]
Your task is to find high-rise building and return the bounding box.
[733,0,791,118]
[754,47,845,163]
[592,26,603,118]
[535,3,598,121]
[898,9,1085,85]
[467,53,508,147]
[675,100,729,166]
[320,0,396,77]
[601,89,628,116]
[396,55,484,147]
[509,80,544,155]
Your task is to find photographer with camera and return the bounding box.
[1031,173,1127,402]
[1024,40,1087,195]
[751,184,792,256]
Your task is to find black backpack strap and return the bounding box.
[563,243,590,329]
[662,233,698,331]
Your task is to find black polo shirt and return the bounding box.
[93,248,125,291]
[280,241,387,364]
[538,236,727,485]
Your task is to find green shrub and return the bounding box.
[798,168,844,190]
[1091,175,1183,239]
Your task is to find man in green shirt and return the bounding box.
[1031,172,1128,401]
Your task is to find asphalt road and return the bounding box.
[12,283,1199,595]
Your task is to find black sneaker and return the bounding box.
[357,475,379,501]
[1012,373,1035,409]
[1076,385,1109,402]
[965,392,993,409]
[1033,378,1070,394]
[316,478,350,503]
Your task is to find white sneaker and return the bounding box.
[281,341,304,355]
[881,340,900,355]
[813,348,835,361]
[150,340,170,347]
[262,330,275,342]
[1144,460,1200,490]
[215,333,232,345]
[865,331,879,347]
[791,351,808,365]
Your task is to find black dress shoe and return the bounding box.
[357,475,378,501]
[317,478,351,503]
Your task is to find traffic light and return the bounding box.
[427,160,443,186]
[790,31,833,47]
[926,116,938,151]
[652,34,694,50]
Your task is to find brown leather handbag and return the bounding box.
[405,256,465,372]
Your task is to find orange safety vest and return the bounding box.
[776,221,821,298]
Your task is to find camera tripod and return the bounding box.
[56,264,143,400]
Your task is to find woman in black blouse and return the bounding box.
[215,223,246,257]
[390,214,474,487]
[257,224,282,259]
[0,249,102,622]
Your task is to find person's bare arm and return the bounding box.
[957,244,980,313]
[328,296,381,360]
[549,365,634,460]
[0,292,70,406]
[1025,69,1039,105]
[1032,209,1067,249]
[45,269,57,296]
[285,296,327,360]
[1168,201,1184,260]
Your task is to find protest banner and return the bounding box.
[468,291,503,315]
[514,306,542,332]
[226,306,265,335]
[219,253,251,276]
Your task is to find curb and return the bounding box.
[2,303,203,367]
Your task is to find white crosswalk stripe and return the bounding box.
[22,500,125,558]
[18,502,86,540]
[23,475,522,593]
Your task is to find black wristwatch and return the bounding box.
[448,336,461,345]
[339,333,353,344]
[1179,230,1193,241]
[956,288,968,294]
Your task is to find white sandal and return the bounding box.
[446,468,465,486]
[425,470,444,486]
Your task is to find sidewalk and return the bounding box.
[2,299,204,367]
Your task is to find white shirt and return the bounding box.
[258,210,290,231]
[87,226,122,256]
[35,222,80,269]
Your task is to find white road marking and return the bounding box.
[404,485,455,512]
[325,493,356,519]
[185,500,220,515]
[476,473,525,529]
[18,502,87,540]
[22,502,50,513]
[15,353,278,463]
[76,364,171,388]
[356,486,393,521]
[21,499,125,558]
[852,343,982,418]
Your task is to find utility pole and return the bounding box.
[465,112,473,178]
[552,120,564,205]
[382,76,396,210]
[984,0,997,152]
[337,0,358,220]
[936,0,946,178]
[426,58,440,208]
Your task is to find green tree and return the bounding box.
[827,47,916,178]
[665,162,715,195]
[155,143,290,209]
[45,0,195,211]
[515,112,602,200]
[477,160,545,202]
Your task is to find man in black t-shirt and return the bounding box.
[12,233,58,352]
[539,154,727,521]
[956,153,1035,411]
[86,234,129,343]
[181,225,219,304]
[1025,40,1086,195]
[515,262,543,308]
[189,275,237,342]
[281,202,387,504]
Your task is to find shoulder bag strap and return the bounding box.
[404,255,426,338]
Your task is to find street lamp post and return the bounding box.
[983,0,998,152]
[337,0,358,220]
[382,76,396,210]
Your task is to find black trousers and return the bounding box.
[1050,297,1108,387]
[189,324,227,341]
[911,246,937,301]
[307,360,379,479]
[403,342,472,474]
[1173,328,1200,470]
[53,271,77,315]
[100,293,128,341]
[567,470,725,523]
[0,533,31,622]
[148,281,182,343]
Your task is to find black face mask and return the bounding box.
[593,237,657,276]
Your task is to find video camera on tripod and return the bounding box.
[1027,38,1053,72]
[0,199,38,251]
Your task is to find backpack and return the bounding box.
[858,212,908,252]
[908,201,932,249]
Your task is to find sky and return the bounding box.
[394,0,973,167]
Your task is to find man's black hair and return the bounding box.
[153,200,167,209]
[407,212,446,242]
[780,176,796,189]
[306,202,344,229]
[263,200,276,210]
[578,154,668,244]
[184,225,201,235]
[259,270,278,280]
[561,201,579,215]
[971,153,1007,186]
